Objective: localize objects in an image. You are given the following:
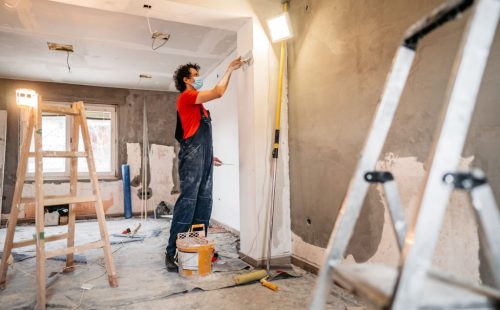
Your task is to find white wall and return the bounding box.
[169,0,294,263]
[237,15,292,261]
[203,50,241,231]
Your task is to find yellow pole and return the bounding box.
[267,0,288,273]
[272,3,288,158]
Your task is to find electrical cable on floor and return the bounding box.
[71,289,85,310]
[11,262,36,279]
[72,241,126,309]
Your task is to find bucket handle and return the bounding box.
[190,224,205,237]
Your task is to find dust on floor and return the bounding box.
[0,218,361,309]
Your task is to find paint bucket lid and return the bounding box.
[176,231,214,251]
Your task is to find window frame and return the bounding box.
[21,101,118,180]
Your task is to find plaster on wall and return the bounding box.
[287,0,499,284]
[20,180,122,215]
[149,144,177,207]
[368,155,480,282]
[292,154,481,282]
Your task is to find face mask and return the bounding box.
[192,77,203,90]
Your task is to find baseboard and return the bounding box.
[238,251,291,268]
[291,255,320,275]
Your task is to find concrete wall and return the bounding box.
[0,78,179,217]
[287,0,500,284]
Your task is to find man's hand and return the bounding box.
[229,57,243,71]
[213,156,223,167]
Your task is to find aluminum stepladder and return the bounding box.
[0,98,118,310]
[310,0,500,309]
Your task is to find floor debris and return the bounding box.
[0,218,362,309]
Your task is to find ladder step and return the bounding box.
[332,264,496,308]
[12,233,68,249]
[427,267,500,300]
[20,195,97,206]
[29,151,87,158]
[42,104,79,115]
[45,240,105,259]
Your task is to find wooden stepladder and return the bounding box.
[0,96,118,309]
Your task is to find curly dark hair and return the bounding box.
[173,63,200,92]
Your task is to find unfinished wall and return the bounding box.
[288,0,500,283]
[0,78,178,217]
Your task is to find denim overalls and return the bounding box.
[166,111,213,257]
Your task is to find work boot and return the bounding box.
[165,253,178,272]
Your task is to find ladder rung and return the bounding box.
[29,151,87,158]
[20,195,97,206]
[428,267,500,299]
[45,240,105,259]
[12,233,68,249]
[332,264,496,308]
[42,104,79,115]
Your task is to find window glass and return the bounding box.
[28,115,66,173]
[78,111,112,173]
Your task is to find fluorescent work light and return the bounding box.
[16,89,38,108]
[267,12,293,42]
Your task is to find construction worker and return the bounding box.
[165,57,243,271]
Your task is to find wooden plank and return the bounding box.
[0,111,7,218]
[45,196,96,206]
[0,108,35,289]
[34,96,46,309]
[21,195,69,204]
[66,102,80,272]
[428,267,500,299]
[333,264,494,309]
[28,151,87,158]
[42,104,78,115]
[78,102,118,288]
[13,233,68,249]
[45,240,105,259]
[333,264,391,309]
[21,195,96,206]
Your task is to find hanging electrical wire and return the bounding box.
[66,51,71,73]
[145,8,170,51]
[152,37,169,50]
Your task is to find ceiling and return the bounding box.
[0,0,250,91]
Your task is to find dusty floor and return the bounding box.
[0,218,361,309]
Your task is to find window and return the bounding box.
[23,103,117,179]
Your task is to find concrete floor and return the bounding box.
[0,218,362,309]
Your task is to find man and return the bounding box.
[166,57,243,271]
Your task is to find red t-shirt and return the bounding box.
[177,90,209,139]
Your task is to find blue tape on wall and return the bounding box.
[122,164,132,219]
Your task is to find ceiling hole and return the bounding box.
[306,218,311,225]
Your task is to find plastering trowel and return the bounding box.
[242,50,254,70]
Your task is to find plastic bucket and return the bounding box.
[176,225,214,277]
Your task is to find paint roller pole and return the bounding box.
[266,1,288,274]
